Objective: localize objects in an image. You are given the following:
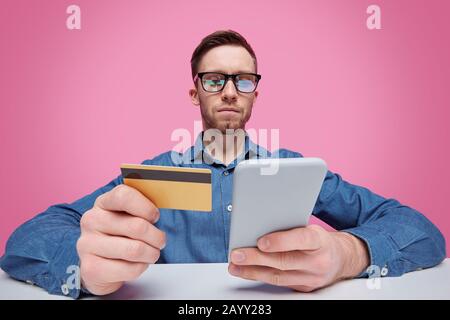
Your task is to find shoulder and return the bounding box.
[140,150,183,166]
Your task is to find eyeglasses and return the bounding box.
[194,72,261,93]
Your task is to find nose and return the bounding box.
[221,78,238,102]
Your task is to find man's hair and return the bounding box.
[190,30,258,80]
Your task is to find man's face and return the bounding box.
[189,45,259,133]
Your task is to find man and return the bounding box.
[0,30,446,298]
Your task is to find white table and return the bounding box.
[1,259,449,300]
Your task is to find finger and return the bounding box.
[81,254,149,283]
[287,285,317,293]
[257,225,323,252]
[87,209,166,249]
[230,248,311,271]
[228,263,320,288]
[80,234,161,263]
[95,184,160,223]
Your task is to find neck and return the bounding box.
[203,129,246,166]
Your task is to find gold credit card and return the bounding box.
[120,164,212,212]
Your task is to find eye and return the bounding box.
[236,74,258,92]
[207,80,220,85]
[237,79,253,87]
[204,79,224,87]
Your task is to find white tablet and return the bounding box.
[228,157,327,258]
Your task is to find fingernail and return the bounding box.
[258,238,270,250]
[232,250,246,263]
[229,264,241,276]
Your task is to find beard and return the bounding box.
[201,106,251,134]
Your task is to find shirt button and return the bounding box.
[381,266,389,277]
[61,283,70,295]
[223,171,229,176]
[227,204,232,212]
[26,280,34,285]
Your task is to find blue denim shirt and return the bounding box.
[0,134,446,298]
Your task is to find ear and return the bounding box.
[253,90,259,104]
[189,86,200,106]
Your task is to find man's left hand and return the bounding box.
[228,224,369,292]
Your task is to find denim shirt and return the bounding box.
[0,134,446,298]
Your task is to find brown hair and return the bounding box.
[190,30,258,80]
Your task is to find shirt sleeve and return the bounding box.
[0,175,123,299]
[312,170,447,278]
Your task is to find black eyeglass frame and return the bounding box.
[193,72,262,93]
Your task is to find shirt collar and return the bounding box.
[183,131,271,166]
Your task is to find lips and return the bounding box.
[217,107,240,113]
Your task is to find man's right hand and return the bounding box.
[76,184,166,295]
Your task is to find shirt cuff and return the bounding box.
[47,229,83,299]
[341,224,400,278]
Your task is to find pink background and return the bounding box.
[1,0,449,256]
